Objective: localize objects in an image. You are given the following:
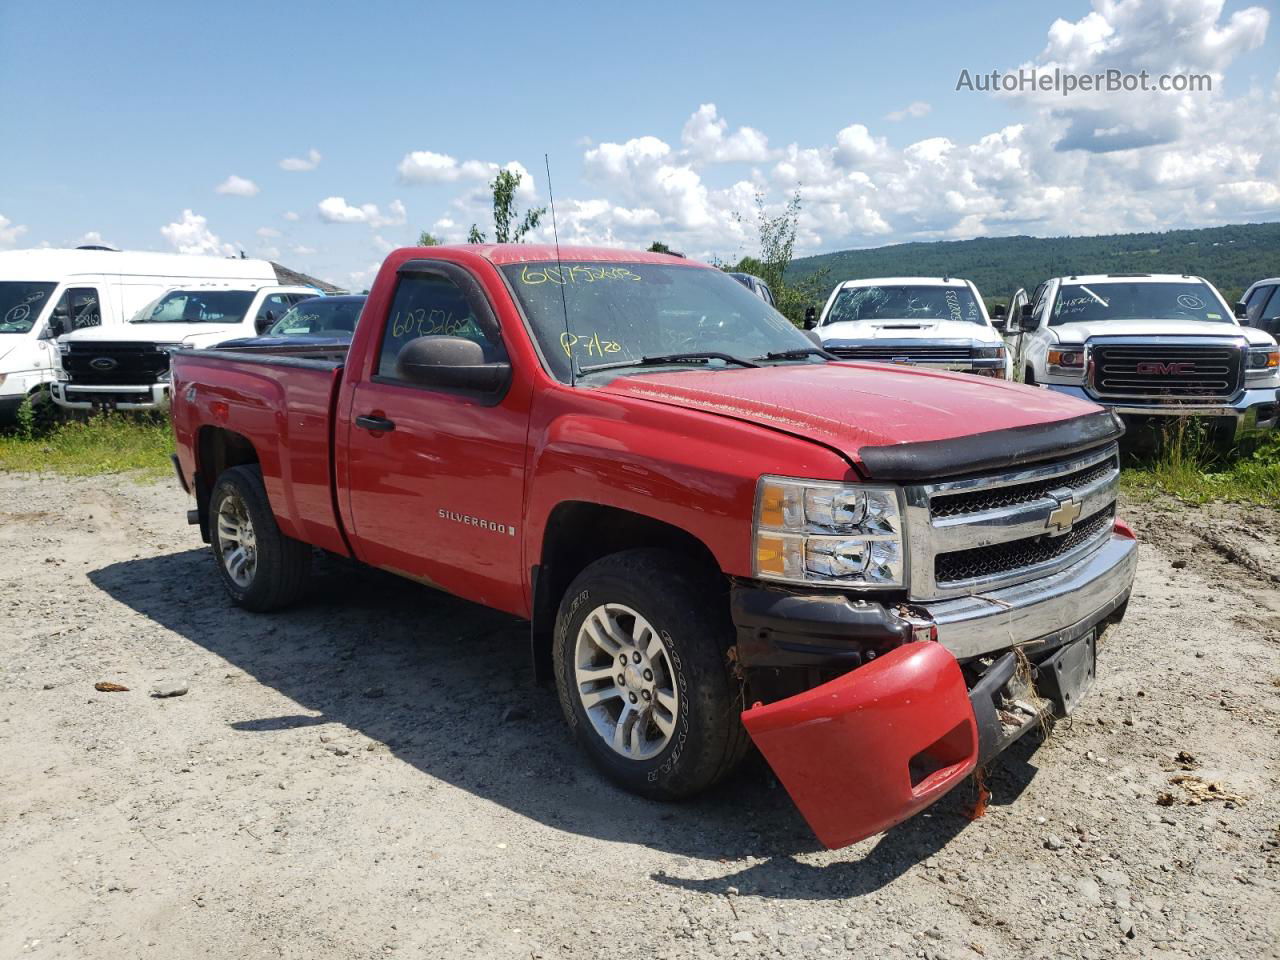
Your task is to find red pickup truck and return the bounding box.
[169,244,1137,849]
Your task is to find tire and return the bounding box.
[552,549,749,800]
[209,465,311,612]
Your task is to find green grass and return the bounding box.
[0,414,173,479]
[1120,422,1280,506]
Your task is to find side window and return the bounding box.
[256,293,293,324]
[377,273,500,381]
[1244,285,1275,326]
[1258,287,1280,327]
[53,287,102,330]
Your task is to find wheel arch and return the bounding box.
[194,426,261,541]
[529,501,723,685]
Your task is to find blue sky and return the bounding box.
[2,0,1277,289]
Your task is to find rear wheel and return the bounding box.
[209,465,310,611]
[553,549,748,800]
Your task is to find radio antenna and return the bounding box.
[544,153,575,385]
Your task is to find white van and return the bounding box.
[809,276,1012,379]
[0,248,281,420]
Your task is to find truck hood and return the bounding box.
[820,319,998,343]
[596,362,1113,479]
[1050,319,1274,347]
[59,323,249,346]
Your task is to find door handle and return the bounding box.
[356,414,396,432]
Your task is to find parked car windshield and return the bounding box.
[270,298,365,336]
[824,284,985,325]
[501,261,816,382]
[130,289,256,323]
[1049,281,1230,326]
[0,281,57,334]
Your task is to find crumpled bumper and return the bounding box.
[742,641,978,849]
[736,524,1135,850]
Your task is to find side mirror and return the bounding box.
[255,315,273,335]
[803,306,818,330]
[395,335,510,392]
[1235,302,1248,320]
[46,312,68,338]
[991,303,1007,319]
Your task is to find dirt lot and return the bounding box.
[1,473,1277,960]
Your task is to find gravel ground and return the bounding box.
[1,473,1277,960]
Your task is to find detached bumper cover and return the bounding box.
[742,642,977,849]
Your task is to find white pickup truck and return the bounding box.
[808,277,1011,379]
[1007,273,1280,440]
[52,284,317,411]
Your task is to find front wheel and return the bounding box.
[552,549,748,800]
[209,465,311,611]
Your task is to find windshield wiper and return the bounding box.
[577,351,760,374]
[754,347,837,362]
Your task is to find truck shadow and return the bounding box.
[88,547,1042,901]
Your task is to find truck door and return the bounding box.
[342,263,529,616]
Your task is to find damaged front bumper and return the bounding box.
[735,525,1137,849]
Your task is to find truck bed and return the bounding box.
[170,349,350,556]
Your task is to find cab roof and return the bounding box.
[1054,274,1207,284]
[837,276,974,287]
[459,244,706,268]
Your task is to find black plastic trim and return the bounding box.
[730,586,910,669]
[858,410,1124,481]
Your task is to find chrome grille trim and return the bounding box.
[1086,335,1246,402]
[902,443,1120,601]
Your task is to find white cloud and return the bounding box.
[317,196,407,229]
[76,230,108,247]
[680,104,771,163]
[291,244,317,256]
[398,150,494,184]
[279,148,321,172]
[886,100,932,122]
[215,175,260,197]
[160,210,235,256]
[256,226,280,238]
[0,214,27,247]
[402,1,1280,259]
[282,211,300,222]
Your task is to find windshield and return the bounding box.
[1050,281,1231,326]
[0,281,57,334]
[501,262,816,382]
[824,284,986,325]
[130,289,256,324]
[269,298,364,336]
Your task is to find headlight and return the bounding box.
[754,477,904,588]
[1047,346,1086,379]
[973,344,1005,359]
[58,342,71,355]
[1246,346,1279,379]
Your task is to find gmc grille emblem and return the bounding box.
[89,357,119,371]
[1135,361,1195,375]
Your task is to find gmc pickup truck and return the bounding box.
[169,244,1137,849]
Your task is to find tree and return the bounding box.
[647,241,672,254]
[468,169,546,244]
[417,231,440,246]
[728,191,829,326]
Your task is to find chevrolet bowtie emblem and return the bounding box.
[1046,497,1082,533]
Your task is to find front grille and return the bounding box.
[62,342,170,386]
[930,454,1118,518]
[829,344,973,364]
[1090,342,1243,400]
[935,505,1114,584]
